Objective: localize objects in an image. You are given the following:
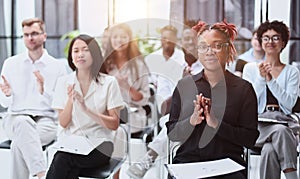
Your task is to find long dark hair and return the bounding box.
[68,34,107,83]
[104,23,143,79]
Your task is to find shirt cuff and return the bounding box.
[266,77,276,86]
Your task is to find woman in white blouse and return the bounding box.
[46,34,124,179]
[243,20,299,179]
[104,23,150,134]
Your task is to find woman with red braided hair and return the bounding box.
[166,20,259,179]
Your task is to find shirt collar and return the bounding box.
[193,70,205,82]
[193,70,237,87]
[72,71,102,99]
[23,49,52,65]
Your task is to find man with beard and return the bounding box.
[0,17,67,179]
[145,25,185,88]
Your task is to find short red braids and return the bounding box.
[194,19,237,64]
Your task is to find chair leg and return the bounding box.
[247,149,251,179]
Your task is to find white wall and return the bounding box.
[78,0,170,37]
[78,0,109,37]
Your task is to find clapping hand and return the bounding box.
[0,75,12,96]
[190,94,218,128]
[33,71,44,95]
[67,84,76,102]
[182,66,192,77]
[258,62,272,81]
[116,74,130,90]
[67,84,87,110]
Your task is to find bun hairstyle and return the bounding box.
[192,20,237,64]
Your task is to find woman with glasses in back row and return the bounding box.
[166,20,259,179]
[243,20,299,179]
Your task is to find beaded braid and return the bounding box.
[210,20,237,64]
[192,21,209,36]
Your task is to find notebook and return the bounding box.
[51,135,104,155]
[165,158,245,179]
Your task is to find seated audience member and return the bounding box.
[104,22,150,179]
[234,29,265,77]
[127,24,203,179]
[157,26,203,115]
[166,20,259,179]
[46,34,124,179]
[100,26,110,52]
[145,25,185,86]
[243,20,299,179]
[0,17,67,179]
[239,29,265,63]
[104,23,150,134]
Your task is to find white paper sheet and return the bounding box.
[165,158,245,179]
[51,135,104,155]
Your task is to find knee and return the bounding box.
[274,125,292,136]
[261,143,276,158]
[13,116,35,130]
[51,152,71,166]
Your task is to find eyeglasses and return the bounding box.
[197,42,229,54]
[22,32,44,38]
[261,35,281,43]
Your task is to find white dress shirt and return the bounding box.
[52,72,124,141]
[0,50,67,117]
[145,48,185,85]
[156,60,203,113]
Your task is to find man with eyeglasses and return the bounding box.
[0,17,67,179]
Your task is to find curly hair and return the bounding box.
[192,20,237,64]
[256,20,290,52]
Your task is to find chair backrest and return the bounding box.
[146,83,159,127]
[167,139,181,164]
[112,105,129,159]
[293,97,300,113]
[111,125,128,159]
[120,103,129,124]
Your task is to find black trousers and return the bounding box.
[46,141,113,179]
